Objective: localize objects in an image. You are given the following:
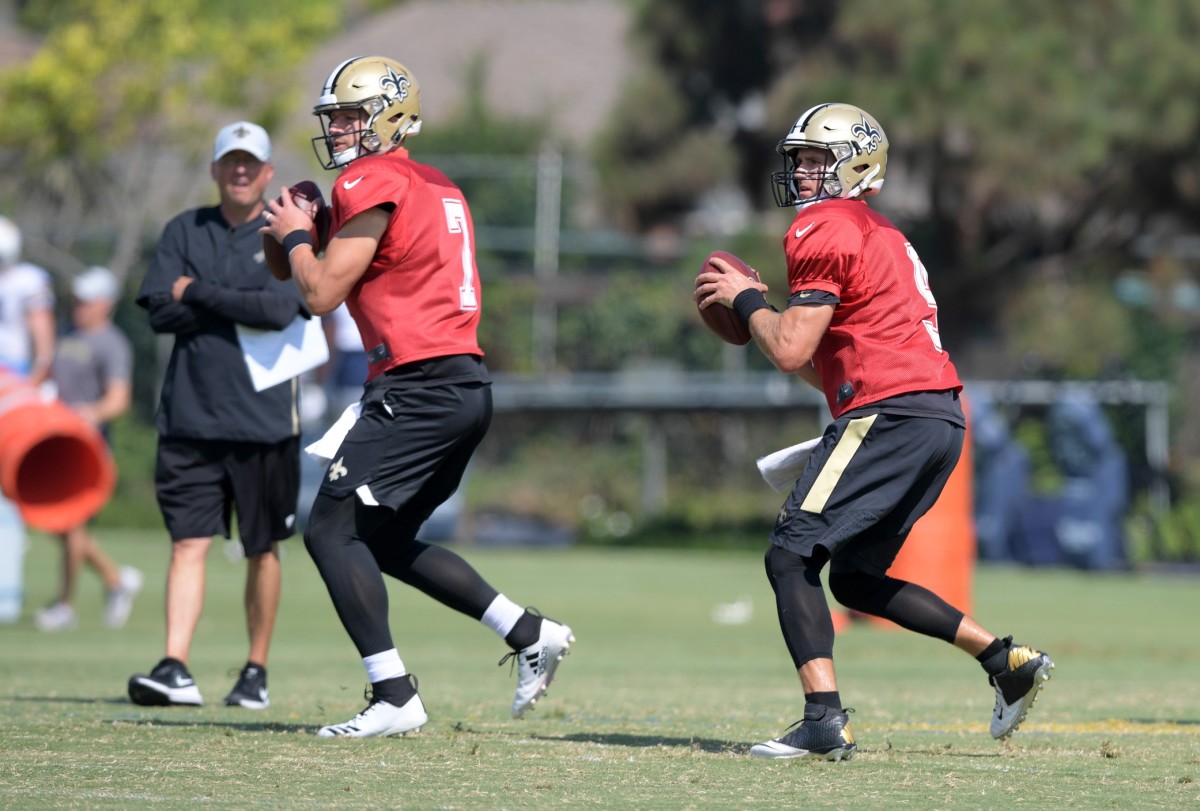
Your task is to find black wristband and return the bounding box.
[282,229,314,256]
[732,288,772,327]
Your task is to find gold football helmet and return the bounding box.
[312,56,422,170]
[771,103,888,208]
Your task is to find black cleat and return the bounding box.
[751,703,857,761]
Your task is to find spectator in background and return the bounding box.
[128,121,309,710]
[0,215,55,626]
[0,215,55,384]
[35,267,143,632]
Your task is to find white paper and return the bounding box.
[237,315,329,392]
[756,436,822,492]
[305,401,361,466]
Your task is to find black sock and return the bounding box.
[372,675,417,706]
[805,691,842,712]
[977,637,1009,677]
[505,612,541,650]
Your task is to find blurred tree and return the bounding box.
[0,0,340,281]
[593,0,837,229]
[785,0,1200,348]
[598,0,1200,362]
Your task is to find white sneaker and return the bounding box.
[317,694,428,738]
[504,615,574,718]
[989,638,1054,740]
[35,602,77,632]
[104,566,144,629]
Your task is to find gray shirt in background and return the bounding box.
[52,324,133,415]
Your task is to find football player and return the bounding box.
[694,103,1054,760]
[261,56,574,738]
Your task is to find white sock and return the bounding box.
[481,594,526,639]
[363,649,406,683]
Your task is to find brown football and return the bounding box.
[695,249,761,346]
[263,180,331,281]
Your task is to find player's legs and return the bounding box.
[48,526,117,606]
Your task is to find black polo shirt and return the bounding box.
[136,205,310,443]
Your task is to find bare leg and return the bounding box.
[78,528,121,591]
[245,544,281,667]
[952,615,997,657]
[798,657,838,694]
[165,537,211,664]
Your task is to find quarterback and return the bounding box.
[261,55,573,738]
[694,103,1053,760]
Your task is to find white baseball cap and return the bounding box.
[213,121,271,162]
[73,266,120,302]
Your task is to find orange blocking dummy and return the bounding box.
[0,370,116,532]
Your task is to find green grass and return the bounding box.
[2,530,1198,809]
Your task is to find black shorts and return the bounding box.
[317,374,491,530]
[769,413,964,576]
[155,436,301,556]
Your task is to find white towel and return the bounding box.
[305,401,361,466]
[755,436,821,492]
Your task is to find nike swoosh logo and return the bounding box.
[794,222,815,239]
[343,176,364,190]
[797,291,813,298]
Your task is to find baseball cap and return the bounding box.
[213,121,271,162]
[73,266,120,302]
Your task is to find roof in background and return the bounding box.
[295,0,631,146]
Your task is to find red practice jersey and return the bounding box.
[331,147,483,379]
[783,198,962,418]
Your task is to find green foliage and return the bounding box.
[95,412,164,530]
[1000,274,1135,378]
[592,68,739,229]
[1126,493,1200,564]
[3,0,341,166]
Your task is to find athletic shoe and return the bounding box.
[104,566,143,629]
[128,658,204,706]
[750,704,857,761]
[34,602,77,633]
[317,694,428,738]
[990,637,1054,740]
[224,663,269,710]
[501,612,575,718]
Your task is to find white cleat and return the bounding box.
[990,639,1055,740]
[317,694,428,739]
[505,616,574,718]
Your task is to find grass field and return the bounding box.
[2,529,1198,810]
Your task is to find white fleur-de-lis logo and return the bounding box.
[328,457,348,482]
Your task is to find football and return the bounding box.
[695,249,761,346]
[263,180,332,281]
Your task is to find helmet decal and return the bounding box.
[851,115,883,154]
[381,66,411,103]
